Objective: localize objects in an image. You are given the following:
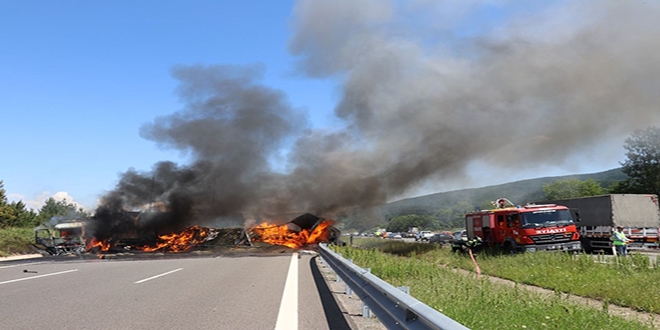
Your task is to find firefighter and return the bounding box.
[451,237,466,253]
[465,236,483,253]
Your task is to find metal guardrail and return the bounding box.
[318,243,469,330]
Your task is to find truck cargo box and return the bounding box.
[543,194,660,252]
[545,194,660,228]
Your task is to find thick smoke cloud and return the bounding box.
[287,0,660,205]
[96,65,308,227]
[98,0,660,226]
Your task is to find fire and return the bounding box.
[250,219,335,249]
[82,214,334,255]
[140,226,215,252]
[87,238,111,252]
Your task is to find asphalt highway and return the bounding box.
[0,252,354,330]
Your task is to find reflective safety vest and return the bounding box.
[613,231,627,246]
[466,237,483,248]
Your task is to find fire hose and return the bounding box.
[468,248,481,278]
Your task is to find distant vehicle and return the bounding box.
[415,231,434,241]
[392,233,403,239]
[452,230,467,242]
[429,233,453,244]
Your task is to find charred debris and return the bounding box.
[33,212,342,257]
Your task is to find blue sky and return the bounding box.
[1,1,336,210]
[2,1,657,213]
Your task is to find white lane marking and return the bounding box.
[134,268,183,284]
[275,252,298,330]
[0,261,47,270]
[0,269,78,285]
[0,264,21,269]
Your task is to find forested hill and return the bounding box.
[382,168,627,217]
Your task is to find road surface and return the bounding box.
[0,251,363,330]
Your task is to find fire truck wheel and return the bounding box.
[502,242,514,254]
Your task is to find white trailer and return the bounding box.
[543,194,660,253]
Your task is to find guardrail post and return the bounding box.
[397,286,410,295]
[320,257,328,268]
[362,304,373,318]
[361,267,372,318]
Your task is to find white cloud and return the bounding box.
[7,191,88,212]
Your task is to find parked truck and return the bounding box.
[541,194,660,253]
[464,198,582,253]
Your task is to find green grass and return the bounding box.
[342,238,659,329]
[453,250,660,313]
[0,227,36,257]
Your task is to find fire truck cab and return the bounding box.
[465,201,582,253]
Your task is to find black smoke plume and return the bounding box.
[95,1,660,233]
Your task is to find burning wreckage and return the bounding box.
[33,213,342,257]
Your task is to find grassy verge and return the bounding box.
[334,242,656,330]
[453,250,660,313]
[0,227,36,257]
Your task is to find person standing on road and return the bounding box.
[613,225,631,256]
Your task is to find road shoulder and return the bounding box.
[314,256,386,330]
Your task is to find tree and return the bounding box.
[386,214,434,232]
[434,201,475,230]
[37,197,89,224]
[543,178,604,200]
[4,201,38,228]
[0,181,40,228]
[338,209,386,233]
[612,127,660,195]
[0,181,6,203]
[0,181,14,227]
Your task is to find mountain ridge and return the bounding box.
[382,168,626,217]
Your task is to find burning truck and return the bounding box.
[34,220,89,256]
[34,212,341,256]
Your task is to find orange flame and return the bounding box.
[87,238,111,252]
[250,219,335,249]
[140,226,213,252]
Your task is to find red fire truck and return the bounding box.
[464,198,582,253]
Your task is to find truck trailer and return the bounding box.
[542,194,660,253]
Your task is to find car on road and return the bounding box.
[429,233,453,244]
[452,230,468,242]
[415,231,434,241]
